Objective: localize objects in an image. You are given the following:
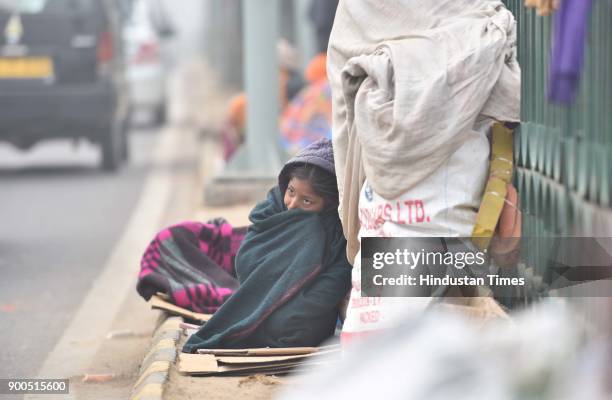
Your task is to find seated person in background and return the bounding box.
[222,94,247,161]
[280,52,332,156]
[222,39,304,161]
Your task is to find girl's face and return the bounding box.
[284,177,326,212]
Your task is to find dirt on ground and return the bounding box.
[164,335,302,400]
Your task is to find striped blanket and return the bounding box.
[137,218,248,314]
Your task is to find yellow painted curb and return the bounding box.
[134,360,171,388]
[152,338,176,352]
[131,383,164,400]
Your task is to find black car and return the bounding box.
[0,0,130,171]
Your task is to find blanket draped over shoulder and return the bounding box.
[327,0,521,262]
[183,187,352,352]
[137,219,246,314]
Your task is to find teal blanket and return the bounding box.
[183,187,351,352]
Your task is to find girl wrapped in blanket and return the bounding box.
[138,139,352,350]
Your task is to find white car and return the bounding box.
[123,0,170,125]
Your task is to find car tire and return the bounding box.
[101,119,122,172]
[120,117,130,162]
[120,129,129,162]
[154,102,166,126]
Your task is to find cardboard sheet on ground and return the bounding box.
[216,354,309,365]
[179,347,340,376]
[148,294,212,322]
[196,344,340,356]
[179,354,332,376]
[229,361,334,376]
[179,354,302,375]
[216,348,340,365]
[197,347,316,356]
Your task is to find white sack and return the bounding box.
[328,0,521,262]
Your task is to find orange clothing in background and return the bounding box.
[227,94,247,135]
[305,53,328,83]
[226,67,293,136]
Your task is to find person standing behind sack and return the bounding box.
[326,0,521,344]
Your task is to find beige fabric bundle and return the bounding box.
[328,0,521,262]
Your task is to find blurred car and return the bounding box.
[123,0,170,126]
[0,0,130,171]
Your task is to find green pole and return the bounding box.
[224,0,284,176]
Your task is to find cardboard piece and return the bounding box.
[179,354,307,376]
[216,347,341,365]
[179,346,341,376]
[216,354,307,365]
[156,292,171,301]
[179,322,201,330]
[179,354,219,374]
[197,346,319,356]
[204,359,333,377]
[148,294,212,322]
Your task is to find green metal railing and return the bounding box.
[499,1,611,306]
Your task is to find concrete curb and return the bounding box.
[129,316,182,400]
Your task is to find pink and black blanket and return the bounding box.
[137,218,247,314]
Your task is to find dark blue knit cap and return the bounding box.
[278,138,336,194]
